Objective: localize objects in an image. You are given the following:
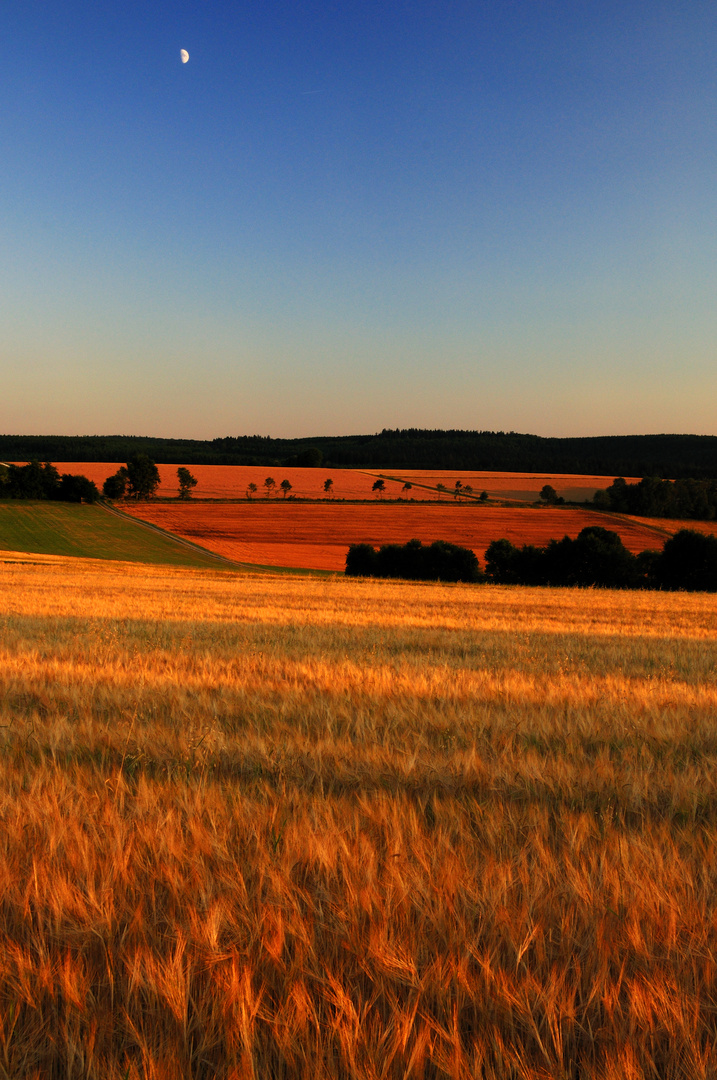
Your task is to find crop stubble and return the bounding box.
[1,557,717,1077]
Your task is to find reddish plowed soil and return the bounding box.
[122,503,683,572]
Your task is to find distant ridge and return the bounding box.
[1,430,717,479]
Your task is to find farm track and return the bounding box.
[98,501,246,569]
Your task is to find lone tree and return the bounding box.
[372,478,386,499]
[479,490,489,502]
[246,482,257,499]
[540,484,559,504]
[453,481,463,500]
[177,467,198,499]
[463,484,473,498]
[436,483,448,499]
[264,477,276,497]
[126,454,161,499]
[402,482,412,495]
[280,479,292,498]
[323,478,334,496]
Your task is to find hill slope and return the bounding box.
[0,503,232,567]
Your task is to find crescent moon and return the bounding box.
[180,49,189,63]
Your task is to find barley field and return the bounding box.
[1,555,717,1078]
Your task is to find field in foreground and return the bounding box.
[0,502,227,567]
[123,500,685,571]
[1,557,717,1077]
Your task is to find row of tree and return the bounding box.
[594,476,717,520]
[246,477,296,499]
[346,527,717,592]
[0,461,100,502]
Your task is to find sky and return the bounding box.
[2,1,716,439]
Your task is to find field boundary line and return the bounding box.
[98,502,248,569]
[100,502,336,576]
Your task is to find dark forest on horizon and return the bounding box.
[2,430,717,478]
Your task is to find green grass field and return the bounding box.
[0,502,230,567]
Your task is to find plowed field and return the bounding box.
[42,464,633,502]
[122,503,685,571]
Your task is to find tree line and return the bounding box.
[3,431,717,477]
[346,527,717,592]
[594,476,717,520]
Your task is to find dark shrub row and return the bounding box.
[0,461,99,503]
[485,527,717,592]
[347,528,717,592]
[594,476,717,520]
[346,539,483,583]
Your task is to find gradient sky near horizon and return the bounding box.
[2,1,716,439]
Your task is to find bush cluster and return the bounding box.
[594,476,717,520]
[0,461,99,503]
[102,455,161,500]
[346,539,483,583]
[485,526,717,592]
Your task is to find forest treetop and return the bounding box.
[2,430,717,478]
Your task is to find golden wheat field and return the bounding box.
[2,553,717,1078]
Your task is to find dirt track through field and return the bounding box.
[123,502,683,571]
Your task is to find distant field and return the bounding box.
[123,501,682,571]
[369,468,642,503]
[0,502,228,567]
[41,463,634,502]
[2,557,717,1075]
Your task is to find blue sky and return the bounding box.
[2,1,716,438]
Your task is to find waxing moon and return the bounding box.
[180,49,189,63]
